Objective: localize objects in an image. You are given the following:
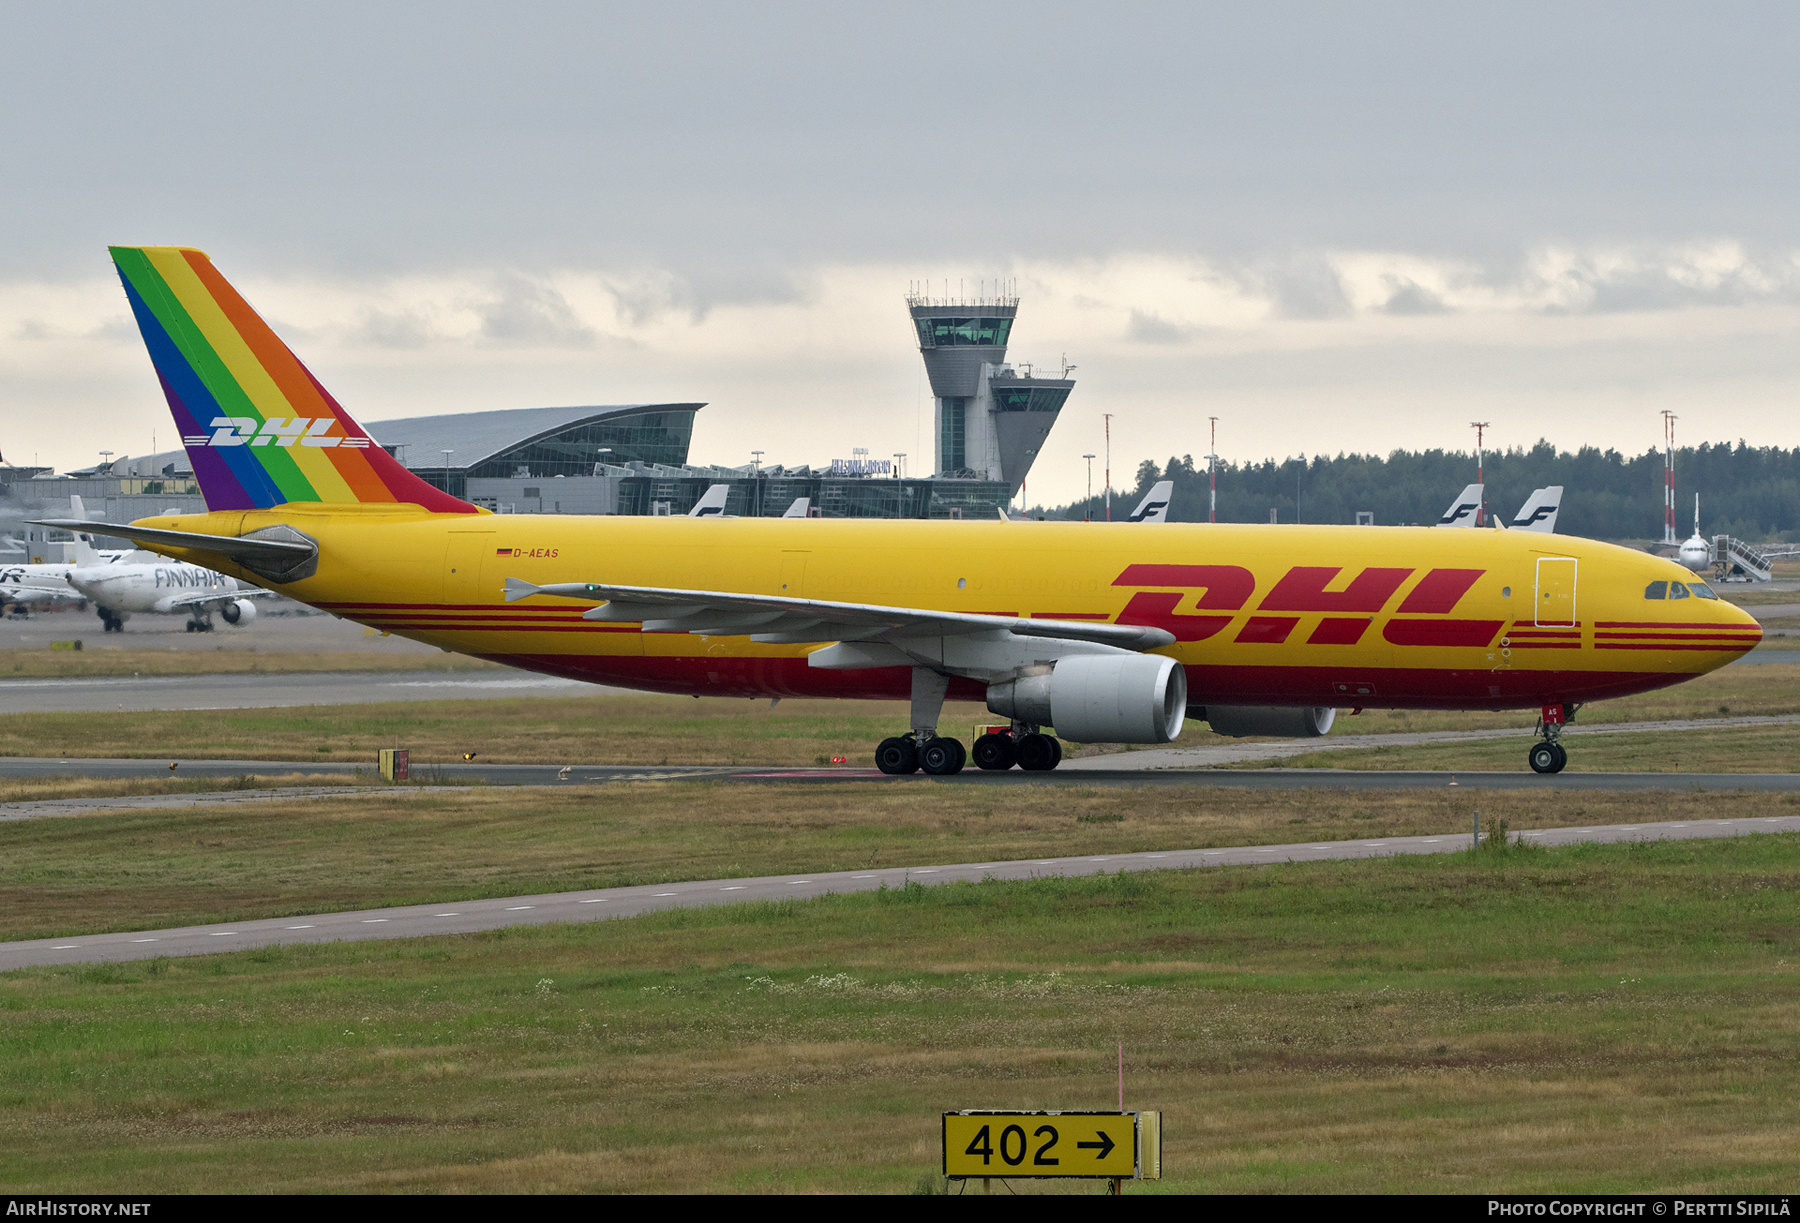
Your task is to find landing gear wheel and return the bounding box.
[919,737,966,775]
[875,736,918,775]
[972,733,1017,771]
[1551,742,1567,771]
[1529,742,1566,774]
[1016,733,1062,772]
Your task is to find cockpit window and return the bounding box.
[1669,582,1691,600]
[1690,581,1718,600]
[1644,581,1667,600]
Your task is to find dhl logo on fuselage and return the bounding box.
[181,417,373,449]
[1112,563,1502,648]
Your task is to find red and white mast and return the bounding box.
[1470,421,1489,526]
[1661,410,1678,545]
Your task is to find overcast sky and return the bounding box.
[4,2,1798,505]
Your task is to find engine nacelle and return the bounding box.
[221,598,257,626]
[1196,705,1336,738]
[985,654,1187,744]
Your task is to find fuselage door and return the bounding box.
[1534,556,1578,627]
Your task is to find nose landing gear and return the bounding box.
[1528,702,1573,774]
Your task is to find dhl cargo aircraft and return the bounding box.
[39,247,1764,776]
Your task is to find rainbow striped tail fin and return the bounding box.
[110,246,474,514]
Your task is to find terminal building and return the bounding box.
[4,290,1075,554]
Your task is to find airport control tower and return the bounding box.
[908,288,1073,494]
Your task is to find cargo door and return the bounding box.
[778,551,808,598]
[444,527,499,605]
[1534,556,1578,627]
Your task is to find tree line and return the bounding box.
[1046,441,1800,543]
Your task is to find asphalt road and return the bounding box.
[1,754,1797,792]
[0,669,627,713]
[6,812,1796,971]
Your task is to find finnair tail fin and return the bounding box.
[109,246,473,515]
[65,495,101,564]
[781,497,810,519]
[1511,486,1563,533]
[688,484,730,517]
[1128,480,1174,524]
[1437,483,1483,527]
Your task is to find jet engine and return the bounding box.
[221,598,257,626]
[1196,705,1336,738]
[985,654,1187,743]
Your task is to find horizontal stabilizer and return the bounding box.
[28,520,316,584]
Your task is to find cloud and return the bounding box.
[1380,279,1450,315]
[476,276,595,348]
[1259,260,1352,320]
[1125,309,1196,344]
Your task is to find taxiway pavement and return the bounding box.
[7,812,1797,971]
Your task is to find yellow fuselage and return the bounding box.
[138,507,1762,711]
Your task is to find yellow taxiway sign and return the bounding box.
[943,1111,1160,1180]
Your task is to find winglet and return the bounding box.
[503,577,541,602]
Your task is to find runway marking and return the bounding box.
[852,874,876,878]
[654,892,678,897]
[1256,848,1275,853]
[132,938,156,943]
[914,869,938,873]
[360,919,388,924]
[1365,842,1388,847]
[1422,839,1441,843]
[287,925,315,929]
[433,913,458,917]
[1147,854,1167,858]
[721,886,745,891]
[209,932,236,937]
[52,945,77,950]
[578,899,606,904]
[505,906,533,911]
[1669,824,1688,828]
[787,880,811,885]
[1204,851,1223,856]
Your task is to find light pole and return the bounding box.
[751,450,763,473]
[893,453,905,479]
[1082,454,1095,503]
[1469,422,1489,526]
[1208,416,1219,524]
[441,449,454,496]
[1104,414,1113,522]
[1661,410,1678,545]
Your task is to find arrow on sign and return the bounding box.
[1077,1131,1116,1160]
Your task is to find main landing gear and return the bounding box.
[873,668,1064,776]
[1528,701,1577,774]
[96,607,126,633]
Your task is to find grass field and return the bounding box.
[4,833,1800,1193]
[1273,721,1800,774]
[0,648,503,678]
[7,781,1800,942]
[0,663,1795,768]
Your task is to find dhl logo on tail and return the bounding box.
[111,246,471,514]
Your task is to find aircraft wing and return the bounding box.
[504,578,1175,650]
[0,582,82,606]
[161,588,278,610]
